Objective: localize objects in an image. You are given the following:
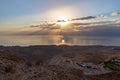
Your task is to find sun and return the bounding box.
[58,16,68,22]
[57,16,69,25]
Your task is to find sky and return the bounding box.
[0,0,120,36]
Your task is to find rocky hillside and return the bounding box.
[0,46,120,80]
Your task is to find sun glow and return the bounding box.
[57,16,69,25]
[58,16,68,21]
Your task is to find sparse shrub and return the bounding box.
[66,74,77,80]
[26,62,32,67]
[104,62,120,70]
[4,65,14,73]
[35,59,43,66]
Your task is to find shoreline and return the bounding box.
[1,44,120,47]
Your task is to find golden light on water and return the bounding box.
[57,38,72,46]
[57,39,66,46]
[61,39,65,44]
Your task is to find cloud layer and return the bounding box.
[111,12,120,16]
[1,11,120,36]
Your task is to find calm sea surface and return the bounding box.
[0,35,120,46]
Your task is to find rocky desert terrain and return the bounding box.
[0,45,120,80]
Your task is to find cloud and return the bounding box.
[72,16,96,21]
[16,18,120,36]
[111,12,120,16]
[30,23,56,28]
[96,15,107,18]
[79,25,120,36]
[71,15,107,21]
[6,11,120,36]
[73,20,115,27]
